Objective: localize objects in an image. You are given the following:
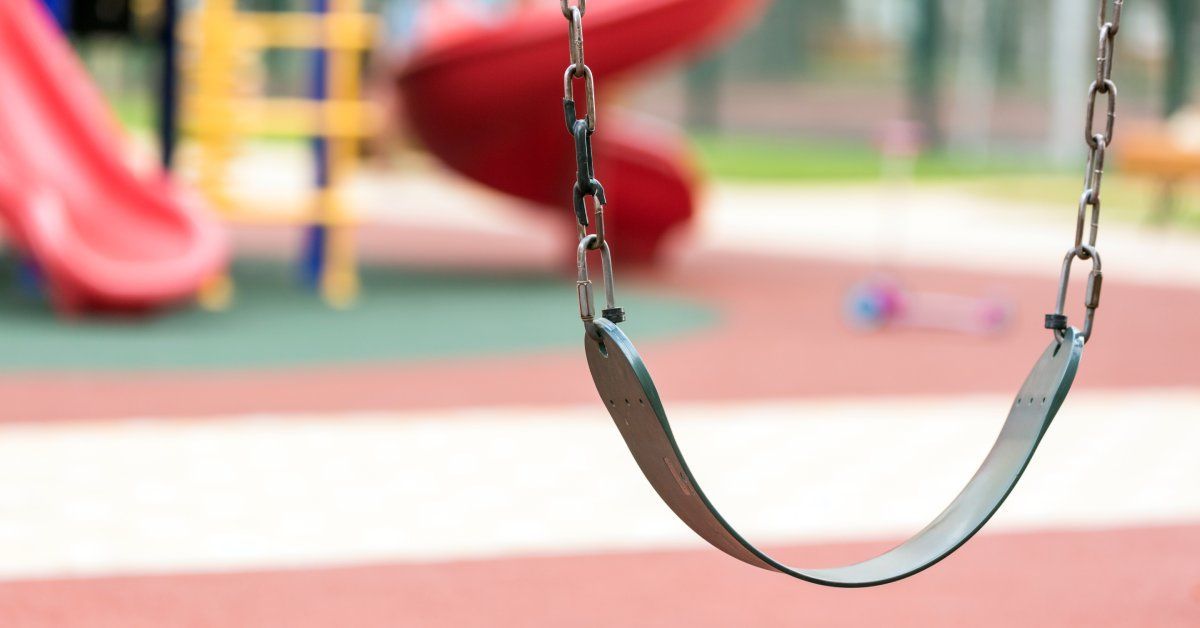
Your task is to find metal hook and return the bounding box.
[577,234,623,337]
[1048,245,1102,342]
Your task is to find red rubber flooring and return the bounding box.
[2,524,1197,627]
[2,247,1196,626]
[1,251,1197,423]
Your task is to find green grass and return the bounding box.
[692,134,1200,228]
[691,135,1059,182]
[110,95,154,131]
[0,260,717,371]
[961,174,1200,229]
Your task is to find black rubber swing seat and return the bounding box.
[585,317,1084,587]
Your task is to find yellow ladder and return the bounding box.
[185,0,379,308]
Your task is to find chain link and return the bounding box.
[568,8,585,76]
[1098,0,1123,34]
[561,1,623,332]
[560,0,585,18]
[563,64,597,132]
[1084,80,1117,148]
[1047,0,1125,343]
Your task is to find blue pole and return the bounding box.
[16,257,46,299]
[300,0,331,291]
[159,0,180,170]
[40,0,70,30]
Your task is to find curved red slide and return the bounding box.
[397,0,765,264]
[0,0,226,312]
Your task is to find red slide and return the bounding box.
[0,0,226,312]
[397,0,765,264]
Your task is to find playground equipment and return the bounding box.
[564,0,1124,586]
[845,278,1012,335]
[183,0,379,307]
[842,120,1013,336]
[0,0,226,312]
[396,0,766,264]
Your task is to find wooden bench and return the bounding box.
[1118,117,1200,221]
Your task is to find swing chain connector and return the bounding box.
[1048,0,1123,344]
[561,0,623,334]
[1048,245,1102,342]
[578,234,624,338]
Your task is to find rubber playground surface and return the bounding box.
[0,183,1198,626]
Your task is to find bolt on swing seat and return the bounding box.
[558,0,1124,586]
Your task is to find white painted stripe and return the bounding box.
[699,184,1200,289]
[0,389,1196,580]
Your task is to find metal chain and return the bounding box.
[1047,0,1124,344]
[561,0,624,333]
[559,1,1122,342]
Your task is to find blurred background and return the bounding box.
[0,0,1197,626]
